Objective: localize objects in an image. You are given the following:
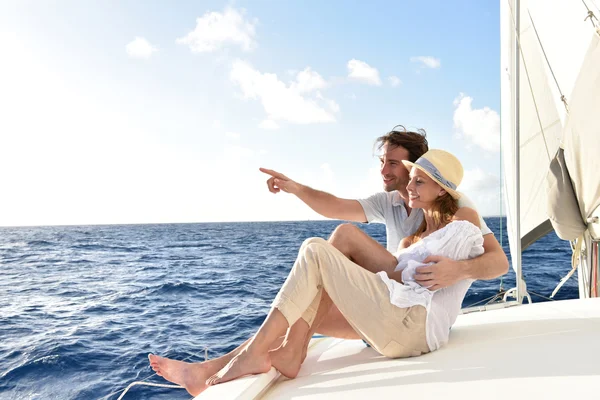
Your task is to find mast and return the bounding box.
[513,0,525,303]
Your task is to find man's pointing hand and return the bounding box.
[259,168,300,194]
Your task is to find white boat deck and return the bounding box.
[197,298,600,399]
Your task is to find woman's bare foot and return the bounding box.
[206,347,271,386]
[148,354,213,397]
[270,341,303,379]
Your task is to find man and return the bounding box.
[260,125,508,337]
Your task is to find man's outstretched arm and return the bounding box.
[414,233,509,291]
[260,167,367,222]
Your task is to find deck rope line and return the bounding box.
[464,292,510,309]
[116,382,185,400]
[529,290,558,302]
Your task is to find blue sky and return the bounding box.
[0,1,503,226]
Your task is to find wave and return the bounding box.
[26,240,55,247]
[71,244,142,252]
[146,282,204,296]
[163,243,215,249]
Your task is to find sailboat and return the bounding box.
[187,1,600,398]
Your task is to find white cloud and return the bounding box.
[410,56,441,69]
[388,76,402,87]
[177,7,257,53]
[290,67,327,93]
[460,168,502,216]
[225,131,240,139]
[126,37,158,59]
[461,168,501,192]
[212,120,222,129]
[347,59,382,85]
[259,119,280,130]
[316,91,340,113]
[453,93,500,152]
[230,60,336,125]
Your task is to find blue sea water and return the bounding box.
[0,219,577,400]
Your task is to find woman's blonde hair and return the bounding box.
[408,193,459,245]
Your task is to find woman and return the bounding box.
[148,149,484,396]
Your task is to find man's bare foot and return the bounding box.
[206,348,271,386]
[270,341,303,379]
[148,354,213,397]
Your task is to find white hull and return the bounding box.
[198,298,600,399]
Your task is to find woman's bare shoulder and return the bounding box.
[452,207,481,228]
[398,236,413,250]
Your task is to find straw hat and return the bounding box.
[401,149,463,199]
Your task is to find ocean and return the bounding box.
[0,218,577,399]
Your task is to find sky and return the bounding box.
[0,0,503,226]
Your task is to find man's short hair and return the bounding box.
[375,125,429,162]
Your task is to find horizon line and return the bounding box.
[0,215,508,229]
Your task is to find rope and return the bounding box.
[550,234,583,298]
[98,349,207,400]
[582,0,599,28]
[116,382,185,400]
[464,292,509,309]
[527,10,569,114]
[529,290,557,302]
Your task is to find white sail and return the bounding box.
[562,33,600,234]
[502,0,600,299]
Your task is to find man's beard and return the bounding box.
[383,177,407,192]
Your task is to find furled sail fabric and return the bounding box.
[561,32,600,240]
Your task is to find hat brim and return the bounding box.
[402,160,461,200]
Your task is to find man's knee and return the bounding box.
[328,223,360,251]
[329,223,359,243]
